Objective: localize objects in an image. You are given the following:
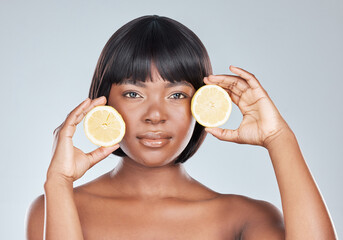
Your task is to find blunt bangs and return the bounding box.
[89,15,212,163]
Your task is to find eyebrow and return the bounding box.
[118,79,193,88]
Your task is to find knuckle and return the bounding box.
[88,152,95,162]
[80,111,87,119]
[218,129,227,139]
[227,83,234,90]
[227,79,238,90]
[98,147,106,157]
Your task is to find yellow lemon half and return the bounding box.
[191,85,232,127]
[83,105,126,147]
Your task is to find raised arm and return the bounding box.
[204,66,337,239]
[266,123,336,239]
[26,97,119,240]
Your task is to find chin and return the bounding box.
[122,150,178,168]
[120,140,183,168]
[138,155,177,168]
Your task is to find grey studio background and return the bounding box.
[1,0,342,239]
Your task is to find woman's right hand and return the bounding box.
[47,96,120,184]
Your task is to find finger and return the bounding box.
[203,78,241,107]
[229,65,261,89]
[58,98,90,138]
[225,89,240,106]
[86,144,120,169]
[205,75,249,97]
[59,96,106,139]
[74,96,107,127]
[205,127,239,143]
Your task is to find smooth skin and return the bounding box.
[25,65,337,240]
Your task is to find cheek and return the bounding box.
[170,103,196,139]
[182,115,196,139]
[117,107,139,140]
[115,112,138,157]
[107,98,136,143]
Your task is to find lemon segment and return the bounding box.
[83,106,125,147]
[191,85,232,127]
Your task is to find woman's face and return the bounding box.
[108,67,196,167]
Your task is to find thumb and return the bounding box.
[205,127,239,142]
[87,144,120,168]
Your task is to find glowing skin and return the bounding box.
[107,67,196,168]
[26,64,336,239]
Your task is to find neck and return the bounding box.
[108,157,193,199]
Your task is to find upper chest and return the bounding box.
[75,194,244,240]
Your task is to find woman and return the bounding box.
[26,15,337,239]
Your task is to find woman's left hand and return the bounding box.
[204,65,291,148]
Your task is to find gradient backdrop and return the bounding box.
[1,0,342,238]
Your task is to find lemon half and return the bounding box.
[83,106,126,147]
[191,85,232,127]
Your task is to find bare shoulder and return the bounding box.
[25,194,45,240]
[73,172,113,198]
[219,194,284,219]
[218,194,285,239]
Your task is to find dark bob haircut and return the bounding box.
[88,15,212,164]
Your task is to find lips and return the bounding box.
[137,132,172,140]
[137,132,172,148]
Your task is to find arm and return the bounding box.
[43,176,83,240]
[25,178,84,240]
[204,65,337,239]
[266,129,336,239]
[25,180,83,240]
[26,97,119,240]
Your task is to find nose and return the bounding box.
[143,101,167,125]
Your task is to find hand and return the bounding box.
[47,96,120,183]
[204,65,291,148]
